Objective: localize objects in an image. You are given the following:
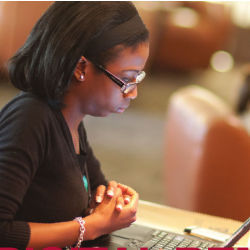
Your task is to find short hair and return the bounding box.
[8,2,149,106]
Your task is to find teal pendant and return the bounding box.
[83,175,88,192]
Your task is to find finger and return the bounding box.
[116,196,124,212]
[117,183,138,209]
[117,183,136,196]
[130,215,137,223]
[123,195,130,205]
[107,180,117,198]
[125,215,137,228]
[95,185,106,203]
[114,186,122,198]
[127,191,139,210]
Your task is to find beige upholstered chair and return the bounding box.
[164,85,250,221]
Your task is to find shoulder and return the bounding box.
[0,92,54,124]
[0,92,59,138]
[1,92,51,114]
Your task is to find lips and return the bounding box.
[116,101,130,113]
[117,106,128,113]
[121,101,130,110]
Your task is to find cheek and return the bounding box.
[92,77,123,110]
[102,87,123,109]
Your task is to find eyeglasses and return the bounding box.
[93,63,146,94]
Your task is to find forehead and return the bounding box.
[107,42,149,72]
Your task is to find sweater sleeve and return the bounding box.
[0,97,48,248]
[80,123,108,191]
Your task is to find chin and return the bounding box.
[89,108,120,117]
[91,111,110,117]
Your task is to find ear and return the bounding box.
[73,56,88,82]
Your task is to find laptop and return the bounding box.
[83,217,250,249]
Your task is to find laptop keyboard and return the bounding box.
[142,230,218,249]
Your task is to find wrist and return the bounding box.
[65,217,85,250]
[84,213,106,240]
[74,217,85,247]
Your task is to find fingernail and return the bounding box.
[116,204,123,211]
[125,197,130,204]
[96,196,102,203]
[107,190,114,197]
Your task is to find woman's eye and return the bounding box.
[121,77,130,83]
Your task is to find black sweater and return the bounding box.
[0,92,107,248]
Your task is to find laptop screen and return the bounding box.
[222,217,250,247]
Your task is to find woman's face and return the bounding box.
[78,42,149,117]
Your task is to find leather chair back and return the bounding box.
[164,85,250,221]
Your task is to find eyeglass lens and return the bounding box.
[135,71,146,83]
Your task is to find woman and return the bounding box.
[0,2,149,249]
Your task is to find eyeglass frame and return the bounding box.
[92,63,146,94]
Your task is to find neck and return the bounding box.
[61,93,85,132]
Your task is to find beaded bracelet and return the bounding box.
[74,217,86,248]
[65,217,86,249]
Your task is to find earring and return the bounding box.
[80,74,84,81]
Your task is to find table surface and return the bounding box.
[136,200,250,247]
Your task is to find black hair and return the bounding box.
[8,2,149,106]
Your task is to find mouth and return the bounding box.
[117,105,129,113]
[116,100,130,113]
[117,107,126,113]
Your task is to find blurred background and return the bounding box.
[0,1,249,221]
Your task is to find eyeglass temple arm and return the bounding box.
[96,64,124,88]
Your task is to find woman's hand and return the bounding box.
[95,181,132,211]
[95,181,117,203]
[117,183,136,205]
[26,185,138,247]
[89,184,139,238]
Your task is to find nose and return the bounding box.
[124,87,137,100]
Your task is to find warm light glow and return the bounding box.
[201,2,250,28]
[210,51,234,73]
[203,1,224,3]
[170,7,199,28]
[230,2,250,28]
[135,2,161,12]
